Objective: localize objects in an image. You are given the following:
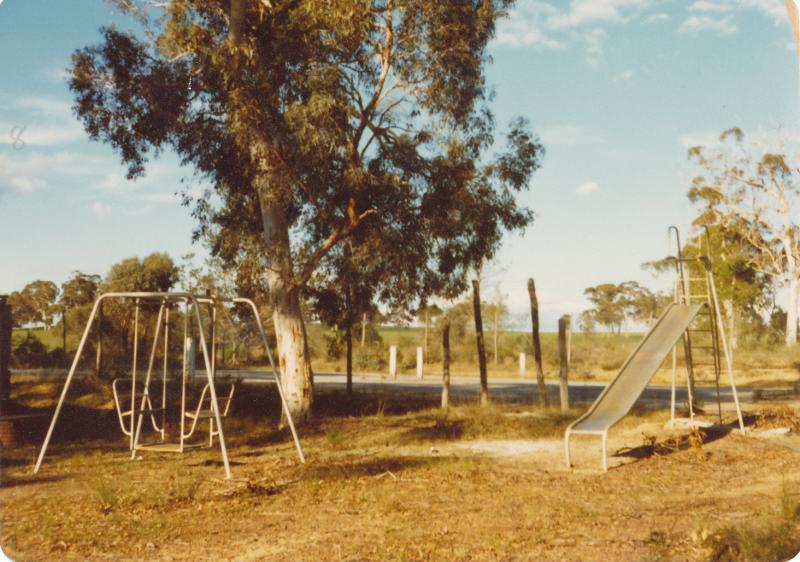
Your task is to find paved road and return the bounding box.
[308,372,760,409]
[13,368,790,410]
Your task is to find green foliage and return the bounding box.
[583,283,626,334]
[11,332,60,368]
[60,272,100,309]
[685,128,800,345]
[8,280,59,330]
[70,0,544,319]
[582,281,669,334]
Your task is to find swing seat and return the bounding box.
[183,380,236,442]
[112,377,164,436]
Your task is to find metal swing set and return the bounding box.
[33,292,305,480]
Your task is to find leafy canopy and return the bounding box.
[70,0,543,308]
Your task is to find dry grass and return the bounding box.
[2,379,800,561]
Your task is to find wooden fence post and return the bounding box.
[416,346,424,380]
[472,280,489,406]
[558,314,571,413]
[441,319,450,409]
[527,279,548,407]
[346,323,353,395]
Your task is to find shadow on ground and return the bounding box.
[614,425,734,461]
[300,455,445,482]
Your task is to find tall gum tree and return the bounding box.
[688,128,800,346]
[69,0,543,420]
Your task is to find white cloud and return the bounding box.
[584,28,608,64]
[0,96,85,147]
[548,0,649,29]
[689,1,732,12]
[645,12,671,23]
[494,0,654,49]
[15,97,72,117]
[91,201,111,217]
[495,1,565,48]
[539,125,606,146]
[495,23,564,48]
[0,123,85,146]
[0,150,118,198]
[5,175,46,194]
[739,0,786,22]
[576,181,600,194]
[679,14,738,33]
[616,69,635,81]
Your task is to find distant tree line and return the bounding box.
[579,282,670,335]
[7,253,274,371]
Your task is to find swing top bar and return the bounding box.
[94,291,205,303]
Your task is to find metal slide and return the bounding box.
[564,303,703,470]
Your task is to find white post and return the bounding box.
[185,337,196,381]
[519,352,525,379]
[416,346,423,380]
[389,345,397,381]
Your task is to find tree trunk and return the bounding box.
[231,0,313,420]
[259,200,314,422]
[787,275,799,346]
[724,299,736,351]
[424,309,429,358]
[441,319,450,409]
[472,280,489,406]
[493,306,498,366]
[62,309,67,364]
[346,321,353,396]
[527,279,548,407]
[361,312,366,348]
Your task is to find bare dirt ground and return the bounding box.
[1,378,800,561]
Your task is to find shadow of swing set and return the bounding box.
[33,292,305,480]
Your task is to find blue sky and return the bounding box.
[0,0,797,329]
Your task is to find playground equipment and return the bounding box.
[564,227,745,471]
[33,292,305,480]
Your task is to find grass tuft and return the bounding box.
[705,472,800,562]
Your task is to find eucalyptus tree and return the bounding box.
[584,283,626,335]
[59,271,101,356]
[70,0,543,418]
[687,128,799,345]
[8,281,59,331]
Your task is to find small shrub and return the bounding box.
[93,480,120,514]
[355,344,386,371]
[325,428,346,448]
[11,334,50,368]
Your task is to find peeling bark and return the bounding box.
[258,198,314,422]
